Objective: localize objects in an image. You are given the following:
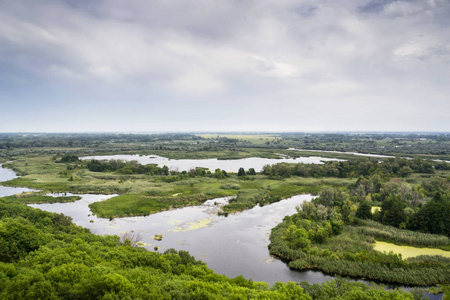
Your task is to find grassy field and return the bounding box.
[89,176,354,218]
[1,153,356,218]
[2,192,81,204]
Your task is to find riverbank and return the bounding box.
[269,213,450,286]
[1,194,421,299]
[0,162,445,298]
[1,155,354,218]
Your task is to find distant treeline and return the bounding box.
[0,133,199,149]
[86,159,170,175]
[281,132,450,156]
[2,132,450,159]
[262,157,449,179]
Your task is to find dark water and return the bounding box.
[30,194,335,284]
[27,193,445,298]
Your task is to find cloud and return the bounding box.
[0,0,449,132]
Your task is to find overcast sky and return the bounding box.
[0,0,449,133]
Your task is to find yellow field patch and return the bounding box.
[373,241,450,259]
[371,206,381,214]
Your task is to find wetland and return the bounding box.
[1,132,450,299]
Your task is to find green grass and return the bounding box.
[3,193,82,204]
[1,154,357,217]
[353,220,450,249]
[89,194,209,218]
[269,218,450,286]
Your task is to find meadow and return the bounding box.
[1,153,355,218]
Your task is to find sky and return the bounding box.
[0,0,449,133]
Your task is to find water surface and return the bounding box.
[30,194,336,284]
[0,164,36,197]
[80,154,343,172]
[1,164,442,298]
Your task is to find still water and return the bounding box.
[25,193,445,299]
[29,193,336,285]
[0,164,36,197]
[0,164,442,298]
[80,154,342,172]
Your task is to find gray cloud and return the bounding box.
[0,0,449,132]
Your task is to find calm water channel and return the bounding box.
[0,164,442,298]
[0,164,36,197]
[30,193,337,285]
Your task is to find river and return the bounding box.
[0,164,443,298]
[0,164,37,197]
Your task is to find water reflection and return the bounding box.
[0,164,36,197]
[1,164,442,298]
[80,154,343,172]
[30,193,337,284]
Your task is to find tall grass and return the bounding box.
[353,220,449,248]
[269,217,450,285]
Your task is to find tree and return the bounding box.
[214,169,225,179]
[58,153,80,163]
[381,196,406,227]
[408,192,450,236]
[317,188,348,207]
[355,200,372,220]
[237,167,246,177]
[283,225,310,250]
[248,168,256,175]
[399,166,413,178]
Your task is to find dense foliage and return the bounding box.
[262,157,441,179]
[269,170,450,286]
[1,133,450,160]
[269,200,450,286]
[0,197,419,299]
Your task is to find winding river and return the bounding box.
[0,164,442,298]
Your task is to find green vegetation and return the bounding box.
[3,193,81,204]
[269,201,450,285]
[90,193,212,218]
[0,193,418,299]
[2,132,450,298]
[269,170,450,286]
[2,132,450,160]
[0,154,357,217]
